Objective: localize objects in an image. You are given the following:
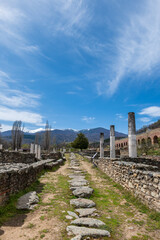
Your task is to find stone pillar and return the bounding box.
[100,132,104,158]
[35,144,38,158]
[110,125,115,159]
[53,148,56,153]
[0,144,2,150]
[128,112,137,158]
[30,143,34,153]
[37,145,41,159]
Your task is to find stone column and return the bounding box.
[30,143,34,153]
[0,144,2,150]
[100,132,104,158]
[128,112,137,158]
[34,144,38,158]
[110,125,115,159]
[37,145,41,159]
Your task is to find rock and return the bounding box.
[70,179,88,184]
[68,177,86,183]
[71,235,82,240]
[70,181,88,188]
[66,226,110,237]
[66,215,73,220]
[67,211,79,219]
[69,175,85,179]
[16,191,39,210]
[71,218,106,228]
[75,208,97,217]
[128,226,134,230]
[73,187,93,198]
[70,199,96,208]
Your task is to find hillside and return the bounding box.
[137,119,160,134]
[1,127,127,144]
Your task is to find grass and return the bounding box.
[26,223,35,228]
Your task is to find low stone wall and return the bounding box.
[95,158,160,212]
[0,156,65,205]
[82,150,120,158]
[0,150,36,164]
[41,152,62,160]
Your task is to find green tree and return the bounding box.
[72,133,89,150]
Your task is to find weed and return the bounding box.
[26,223,35,228]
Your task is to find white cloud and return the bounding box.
[81,116,95,123]
[0,69,41,109]
[98,0,160,96]
[0,90,40,108]
[0,0,90,58]
[139,117,151,123]
[116,113,123,119]
[0,106,43,125]
[0,124,12,132]
[139,106,160,117]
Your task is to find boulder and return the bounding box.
[16,191,39,210]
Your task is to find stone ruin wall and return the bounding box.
[0,150,36,164]
[82,149,120,158]
[0,151,64,205]
[41,152,62,160]
[95,158,160,212]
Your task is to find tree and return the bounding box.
[35,132,41,145]
[43,120,51,150]
[72,133,89,150]
[12,121,24,150]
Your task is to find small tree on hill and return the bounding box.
[72,133,89,150]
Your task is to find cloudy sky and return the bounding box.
[0,0,160,133]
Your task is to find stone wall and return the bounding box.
[115,127,160,148]
[0,155,65,205]
[0,150,36,164]
[95,157,160,212]
[82,149,120,158]
[41,152,62,160]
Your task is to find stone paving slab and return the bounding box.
[67,225,110,237]
[67,211,79,219]
[72,187,93,198]
[71,217,106,228]
[75,208,97,217]
[70,198,96,208]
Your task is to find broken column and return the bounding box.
[100,133,104,158]
[0,144,2,150]
[30,143,34,153]
[128,112,137,158]
[37,145,41,159]
[34,144,38,158]
[110,125,115,159]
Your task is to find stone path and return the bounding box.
[66,153,111,240]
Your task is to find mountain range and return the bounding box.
[1,127,127,144]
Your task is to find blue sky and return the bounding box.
[0,0,160,134]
